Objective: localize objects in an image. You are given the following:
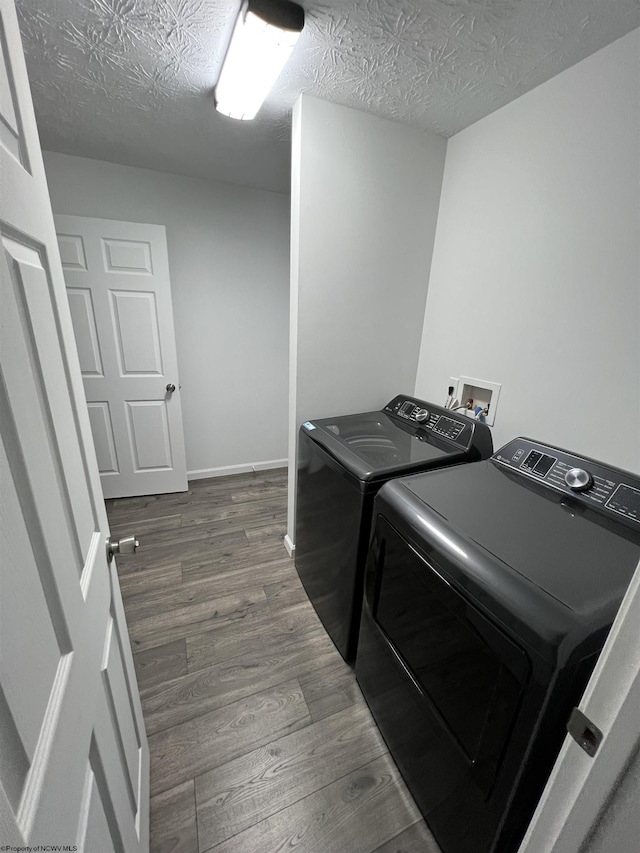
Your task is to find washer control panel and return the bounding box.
[564,467,594,492]
[384,396,471,447]
[494,438,640,526]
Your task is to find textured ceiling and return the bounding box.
[17,0,640,193]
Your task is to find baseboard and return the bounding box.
[187,459,288,481]
[252,458,288,472]
[284,534,295,557]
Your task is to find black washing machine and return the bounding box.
[294,395,493,662]
[355,437,640,853]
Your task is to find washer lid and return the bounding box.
[303,410,465,483]
[396,460,640,617]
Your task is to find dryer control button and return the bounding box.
[565,468,594,492]
[414,409,429,422]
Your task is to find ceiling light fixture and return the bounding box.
[214,0,305,121]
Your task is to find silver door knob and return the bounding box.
[166,383,176,393]
[106,535,139,563]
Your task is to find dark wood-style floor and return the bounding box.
[106,468,441,853]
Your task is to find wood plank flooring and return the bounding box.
[106,468,441,853]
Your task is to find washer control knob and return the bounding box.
[415,409,429,422]
[565,468,594,492]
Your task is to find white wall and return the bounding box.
[287,95,447,546]
[43,152,290,477]
[415,29,640,473]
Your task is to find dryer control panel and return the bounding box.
[384,396,475,448]
[494,438,640,526]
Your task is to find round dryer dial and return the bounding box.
[565,468,594,492]
[414,409,429,422]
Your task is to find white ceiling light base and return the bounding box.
[215,0,305,121]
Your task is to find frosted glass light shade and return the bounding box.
[215,5,302,121]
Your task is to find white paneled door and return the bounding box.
[56,214,188,499]
[0,1,148,851]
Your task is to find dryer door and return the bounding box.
[374,520,530,782]
[358,517,531,853]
